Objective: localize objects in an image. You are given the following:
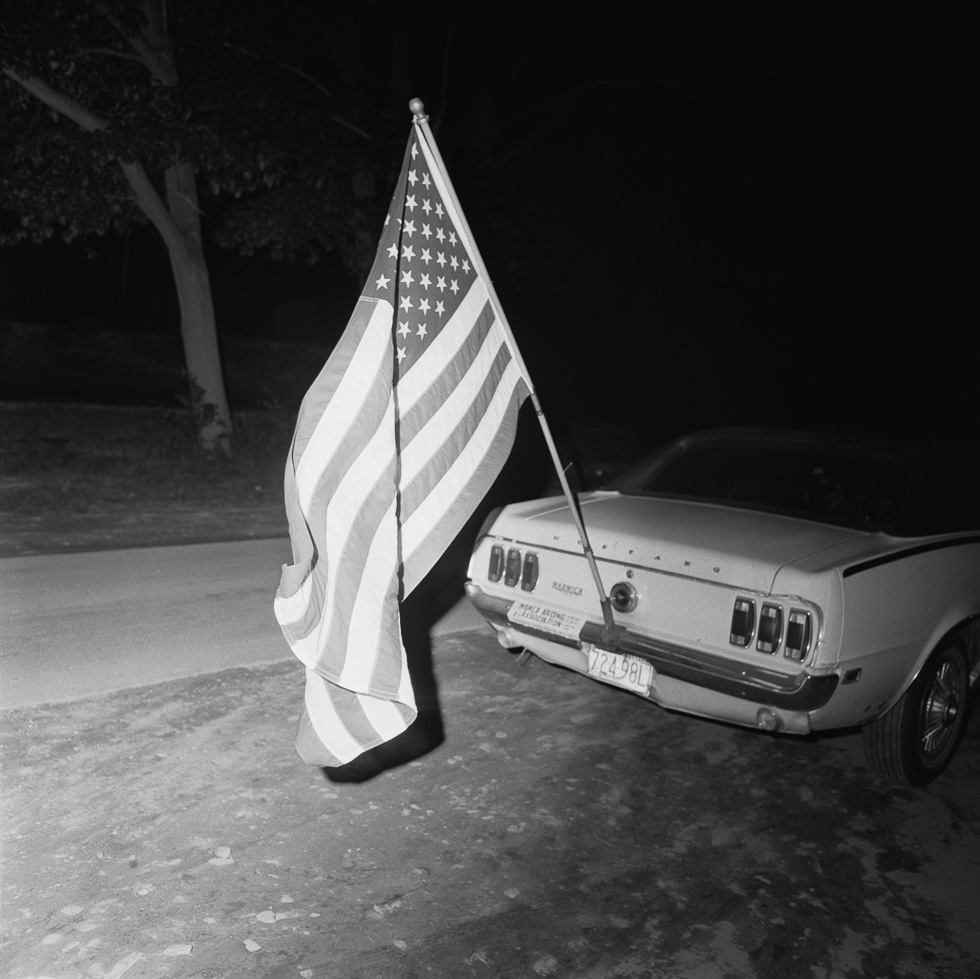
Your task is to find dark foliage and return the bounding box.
[0,0,411,274]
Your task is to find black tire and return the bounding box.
[863,633,972,788]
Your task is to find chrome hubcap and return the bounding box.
[920,658,963,759]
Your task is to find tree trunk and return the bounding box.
[164,160,232,454]
[135,0,232,454]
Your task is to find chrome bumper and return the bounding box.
[466,584,839,712]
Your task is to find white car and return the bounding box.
[466,428,980,787]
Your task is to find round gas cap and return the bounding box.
[610,581,638,613]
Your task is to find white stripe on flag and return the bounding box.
[286,396,397,676]
[338,496,399,692]
[402,357,524,564]
[273,561,315,629]
[304,668,364,764]
[320,398,396,622]
[295,298,393,512]
[396,278,490,414]
[358,677,416,742]
[399,318,505,488]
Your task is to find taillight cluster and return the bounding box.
[488,544,538,591]
[729,597,812,661]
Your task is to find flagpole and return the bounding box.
[409,98,618,638]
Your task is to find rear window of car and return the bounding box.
[614,437,978,535]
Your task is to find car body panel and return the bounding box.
[818,539,980,725]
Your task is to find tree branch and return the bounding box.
[91,0,177,86]
[3,67,109,132]
[120,159,187,256]
[3,66,185,256]
[221,40,371,140]
[67,47,144,64]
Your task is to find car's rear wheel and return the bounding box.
[863,633,971,788]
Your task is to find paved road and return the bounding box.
[0,538,483,709]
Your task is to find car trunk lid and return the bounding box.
[493,492,866,593]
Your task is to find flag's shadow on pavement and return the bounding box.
[320,708,445,784]
[319,559,454,784]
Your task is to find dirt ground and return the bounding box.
[3,635,979,979]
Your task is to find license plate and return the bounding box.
[506,601,587,640]
[587,646,655,695]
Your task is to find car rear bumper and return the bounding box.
[466,583,839,716]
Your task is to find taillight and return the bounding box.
[730,598,815,661]
[504,548,522,587]
[784,609,812,661]
[756,603,782,654]
[520,552,538,591]
[489,545,539,591]
[730,598,755,647]
[488,544,503,582]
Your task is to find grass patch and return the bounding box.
[1,402,295,518]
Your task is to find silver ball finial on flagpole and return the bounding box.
[409,98,428,123]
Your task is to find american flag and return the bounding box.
[274,122,532,766]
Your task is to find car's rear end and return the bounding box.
[465,491,863,736]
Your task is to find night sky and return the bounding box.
[1,6,971,444]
